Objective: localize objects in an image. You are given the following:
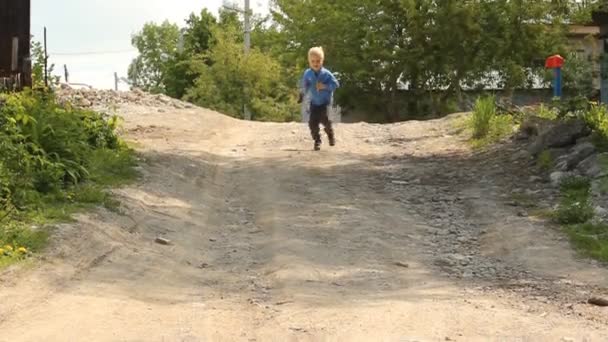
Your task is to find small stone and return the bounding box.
[529,176,543,182]
[155,237,171,245]
[588,297,608,307]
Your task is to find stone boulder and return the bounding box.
[529,119,590,156]
[554,142,596,171]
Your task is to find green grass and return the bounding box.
[0,221,49,268]
[464,95,515,148]
[470,95,497,139]
[536,103,558,120]
[0,146,139,269]
[537,150,553,171]
[584,103,608,151]
[565,222,608,262]
[548,175,608,263]
[470,114,515,148]
[554,176,594,225]
[87,148,140,187]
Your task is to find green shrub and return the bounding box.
[583,103,608,150]
[0,90,138,267]
[470,95,496,138]
[537,103,558,120]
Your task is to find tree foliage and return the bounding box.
[128,1,591,122]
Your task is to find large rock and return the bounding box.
[550,171,573,187]
[529,119,590,156]
[554,142,596,171]
[518,116,556,138]
[577,152,608,178]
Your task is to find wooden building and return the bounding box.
[0,0,32,89]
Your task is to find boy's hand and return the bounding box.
[316,82,326,91]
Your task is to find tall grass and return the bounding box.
[471,95,496,138]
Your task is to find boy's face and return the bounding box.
[308,54,323,72]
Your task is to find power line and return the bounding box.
[50,49,138,56]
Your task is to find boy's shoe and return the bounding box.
[314,141,321,151]
[329,136,335,146]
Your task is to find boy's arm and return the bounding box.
[325,70,340,92]
[298,71,311,103]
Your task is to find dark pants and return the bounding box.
[309,104,334,143]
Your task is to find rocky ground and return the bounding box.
[1,89,607,341]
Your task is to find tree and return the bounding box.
[163,9,217,99]
[184,26,298,121]
[30,40,60,89]
[183,9,217,55]
[127,21,180,94]
[272,0,567,121]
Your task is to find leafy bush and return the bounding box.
[0,90,137,266]
[550,95,591,120]
[582,103,608,150]
[537,104,558,120]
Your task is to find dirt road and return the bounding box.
[1,104,608,341]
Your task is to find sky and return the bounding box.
[31,0,268,90]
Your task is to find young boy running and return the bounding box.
[299,47,340,151]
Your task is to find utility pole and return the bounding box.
[44,27,48,88]
[244,0,251,54]
[64,64,69,83]
[223,0,252,120]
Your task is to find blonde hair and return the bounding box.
[308,46,325,60]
